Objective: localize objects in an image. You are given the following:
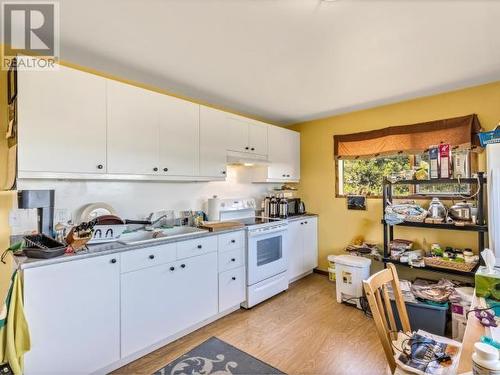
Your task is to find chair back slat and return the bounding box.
[362,263,411,374]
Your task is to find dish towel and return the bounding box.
[0,249,31,375]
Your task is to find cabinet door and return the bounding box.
[158,96,199,176]
[226,116,249,153]
[287,220,304,281]
[174,252,218,331]
[121,261,178,357]
[302,217,318,272]
[248,121,268,156]
[24,254,120,374]
[18,64,107,174]
[199,106,228,177]
[107,80,160,175]
[267,126,300,180]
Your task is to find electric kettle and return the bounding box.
[298,201,306,214]
[428,197,447,219]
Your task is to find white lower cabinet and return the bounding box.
[288,217,318,282]
[121,251,218,358]
[23,254,121,374]
[218,266,246,312]
[22,231,247,373]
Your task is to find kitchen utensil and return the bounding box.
[449,201,473,222]
[428,197,447,219]
[66,227,92,252]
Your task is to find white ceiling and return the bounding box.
[54,0,500,124]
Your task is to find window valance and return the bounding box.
[334,114,482,160]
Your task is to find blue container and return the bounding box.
[478,127,500,147]
[391,300,448,336]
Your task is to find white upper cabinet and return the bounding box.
[157,94,199,176]
[253,126,300,182]
[107,80,161,175]
[199,106,228,178]
[107,80,199,176]
[18,64,107,174]
[226,115,268,156]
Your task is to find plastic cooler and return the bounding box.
[332,255,371,308]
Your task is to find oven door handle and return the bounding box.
[248,226,287,237]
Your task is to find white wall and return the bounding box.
[13,166,277,233]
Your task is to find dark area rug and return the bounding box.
[154,337,286,375]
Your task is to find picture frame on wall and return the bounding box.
[7,59,17,104]
[347,195,367,210]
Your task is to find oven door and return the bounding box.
[247,225,288,285]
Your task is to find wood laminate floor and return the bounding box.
[113,274,388,375]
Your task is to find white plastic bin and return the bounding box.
[332,255,371,308]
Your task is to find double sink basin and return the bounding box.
[118,226,208,245]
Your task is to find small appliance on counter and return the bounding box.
[261,195,305,218]
[18,189,55,236]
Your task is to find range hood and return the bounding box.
[226,151,270,166]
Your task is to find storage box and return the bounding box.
[391,300,448,336]
[475,266,500,301]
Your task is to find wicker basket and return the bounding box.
[423,257,477,272]
[404,210,428,223]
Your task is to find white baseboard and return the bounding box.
[289,269,313,284]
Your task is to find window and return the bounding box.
[337,152,472,198]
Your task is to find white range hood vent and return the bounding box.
[226,151,270,166]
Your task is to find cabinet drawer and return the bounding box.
[218,266,246,312]
[121,243,176,273]
[177,236,218,260]
[218,231,245,253]
[218,247,245,272]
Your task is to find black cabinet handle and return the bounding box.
[282,174,286,177]
[181,264,186,268]
[232,276,236,281]
[231,239,236,243]
[163,167,168,172]
[245,147,249,150]
[251,147,255,151]
[97,164,104,170]
[231,258,236,262]
[222,171,226,175]
[153,167,158,172]
[197,244,202,249]
[110,258,117,264]
[305,221,308,224]
[300,222,304,225]
[149,254,155,259]
[286,174,290,177]
[169,266,175,271]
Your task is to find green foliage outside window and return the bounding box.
[341,156,411,196]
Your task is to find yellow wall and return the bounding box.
[290,81,500,271]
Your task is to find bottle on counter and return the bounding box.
[279,198,288,219]
[472,342,500,374]
[269,196,278,218]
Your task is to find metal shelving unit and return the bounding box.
[382,172,487,278]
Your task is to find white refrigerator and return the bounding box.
[487,143,500,264]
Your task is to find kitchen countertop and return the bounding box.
[16,214,318,270]
[285,213,318,222]
[16,226,246,270]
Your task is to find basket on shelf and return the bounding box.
[423,257,477,273]
[404,210,428,223]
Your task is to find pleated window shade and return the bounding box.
[334,114,482,160]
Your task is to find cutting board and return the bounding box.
[200,221,245,232]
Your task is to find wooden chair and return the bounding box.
[362,263,411,374]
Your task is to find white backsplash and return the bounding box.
[14,166,276,233]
